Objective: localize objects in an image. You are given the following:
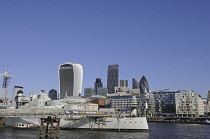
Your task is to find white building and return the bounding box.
[111,95,139,110]
[59,62,83,99]
[175,90,204,117]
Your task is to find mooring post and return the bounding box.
[39,116,60,139]
[0,117,3,128]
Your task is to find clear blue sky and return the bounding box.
[0,0,210,97]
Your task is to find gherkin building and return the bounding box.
[139,76,150,95]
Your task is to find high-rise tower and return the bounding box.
[59,62,83,99]
[132,78,139,89]
[120,80,128,87]
[207,90,210,108]
[107,64,119,93]
[94,78,103,89]
[49,89,58,100]
[139,76,150,97]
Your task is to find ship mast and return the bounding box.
[0,67,13,105]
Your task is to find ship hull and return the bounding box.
[3,117,148,131]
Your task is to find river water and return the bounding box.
[0,122,209,139]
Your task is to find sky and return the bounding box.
[0,0,210,98]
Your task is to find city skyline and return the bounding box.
[0,1,210,97]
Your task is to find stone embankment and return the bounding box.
[147,116,210,124]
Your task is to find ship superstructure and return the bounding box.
[0,90,149,130]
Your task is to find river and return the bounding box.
[0,122,209,139]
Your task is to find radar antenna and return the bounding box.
[0,66,14,105]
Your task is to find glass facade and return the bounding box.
[49,89,58,100]
[120,80,128,87]
[175,90,204,117]
[132,78,139,89]
[59,64,74,98]
[152,91,177,116]
[107,64,119,93]
[59,63,83,99]
[111,96,139,109]
[84,88,96,98]
[139,76,150,96]
[94,78,103,90]
[96,87,108,96]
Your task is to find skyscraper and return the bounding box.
[59,62,83,99]
[107,64,119,93]
[207,90,210,108]
[207,90,210,100]
[94,78,103,89]
[49,89,58,100]
[139,76,150,96]
[120,80,128,87]
[132,78,139,89]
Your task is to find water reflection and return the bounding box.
[0,123,209,139]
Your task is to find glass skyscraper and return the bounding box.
[107,64,119,93]
[132,78,139,89]
[94,78,103,89]
[59,62,83,99]
[139,76,150,96]
[49,89,58,100]
[120,80,128,87]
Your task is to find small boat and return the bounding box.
[13,122,35,129]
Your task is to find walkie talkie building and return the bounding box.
[59,62,83,99]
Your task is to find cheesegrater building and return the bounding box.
[59,62,83,99]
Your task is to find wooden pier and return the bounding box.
[39,116,60,138]
[0,117,3,127]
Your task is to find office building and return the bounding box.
[114,87,130,93]
[139,97,155,116]
[208,90,210,101]
[84,88,96,98]
[49,89,58,100]
[94,78,103,94]
[206,91,210,114]
[207,91,210,108]
[152,90,177,116]
[175,90,204,117]
[132,78,139,89]
[130,89,140,95]
[120,80,128,87]
[96,87,108,96]
[107,64,119,93]
[111,95,139,109]
[59,62,83,99]
[139,76,150,97]
[202,98,208,115]
[94,78,103,89]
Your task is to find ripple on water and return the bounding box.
[0,123,209,139]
